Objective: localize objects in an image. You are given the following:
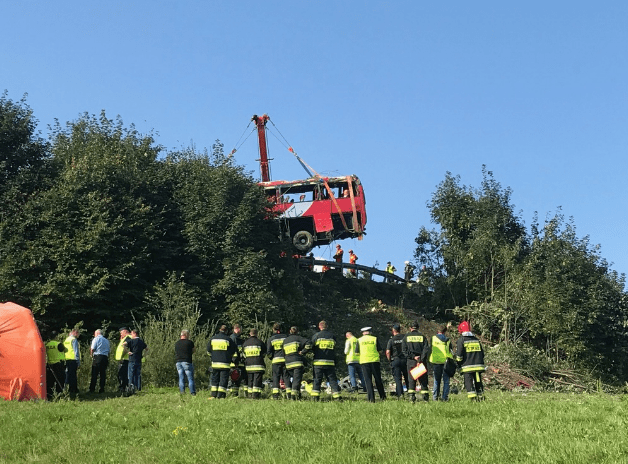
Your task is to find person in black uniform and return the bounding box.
[311,320,342,401]
[242,328,267,399]
[267,322,290,399]
[208,325,238,399]
[230,324,247,397]
[283,326,312,400]
[402,320,430,403]
[455,321,486,401]
[386,323,408,399]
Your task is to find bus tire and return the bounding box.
[293,230,314,252]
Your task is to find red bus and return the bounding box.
[261,174,367,252]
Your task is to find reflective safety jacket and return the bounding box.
[64,335,80,362]
[455,333,486,373]
[283,335,312,370]
[46,340,65,364]
[312,330,336,367]
[401,330,429,364]
[242,336,267,372]
[429,334,453,364]
[267,332,288,364]
[208,332,238,370]
[345,336,360,364]
[356,335,382,364]
[115,336,131,361]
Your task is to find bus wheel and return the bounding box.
[293,230,314,252]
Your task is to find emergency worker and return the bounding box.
[348,250,358,277]
[385,262,396,283]
[455,321,486,401]
[208,325,238,399]
[267,323,290,399]
[333,244,344,263]
[311,321,341,401]
[283,326,312,400]
[386,323,408,398]
[402,320,430,403]
[45,333,66,398]
[345,331,366,393]
[115,327,132,392]
[230,324,247,396]
[242,328,267,399]
[429,325,454,401]
[64,329,80,394]
[356,327,386,402]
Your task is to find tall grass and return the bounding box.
[1,391,627,463]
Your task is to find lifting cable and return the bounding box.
[227,120,254,158]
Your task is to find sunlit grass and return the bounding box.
[1,390,627,463]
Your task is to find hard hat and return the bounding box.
[458,321,470,333]
[336,244,341,248]
[349,249,353,253]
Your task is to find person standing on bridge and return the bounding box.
[348,250,358,277]
[385,262,396,283]
[333,244,344,263]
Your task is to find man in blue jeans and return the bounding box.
[175,329,196,395]
[429,325,454,401]
[124,329,148,391]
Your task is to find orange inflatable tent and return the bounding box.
[0,302,46,400]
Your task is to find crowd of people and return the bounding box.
[45,319,486,402]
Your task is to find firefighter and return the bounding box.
[242,328,267,399]
[333,244,344,263]
[207,325,238,399]
[311,320,342,401]
[267,323,290,399]
[348,250,358,277]
[455,321,486,401]
[230,324,247,397]
[386,323,408,399]
[402,320,430,403]
[45,332,67,399]
[355,327,386,403]
[283,326,312,400]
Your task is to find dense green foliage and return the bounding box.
[1,391,627,463]
[415,167,628,381]
[0,95,302,336]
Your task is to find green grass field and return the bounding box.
[1,390,627,464]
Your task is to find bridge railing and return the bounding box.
[296,258,406,283]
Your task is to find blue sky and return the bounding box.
[3,2,627,284]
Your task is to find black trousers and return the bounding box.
[46,362,65,399]
[407,359,429,398]
[90,355,109,392]
[271,363,291,396]
[287,367,304,399]
[118,360,129,391]
[391,357,408,397]
[247,371,264,397]
[361,362,386,402]
[210,369,230,398]
[312,365,341,397]
[463,371,484,399]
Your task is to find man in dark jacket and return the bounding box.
[283,326,312,400]
[401,320,430,403]
[208,325,238,399]
[386,323,408,399]
[242,328,267,399]
[311,320,341,401]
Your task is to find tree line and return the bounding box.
[0,93,304,335]
[414,167,628,381]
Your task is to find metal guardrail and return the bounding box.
[296,258,407,283]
